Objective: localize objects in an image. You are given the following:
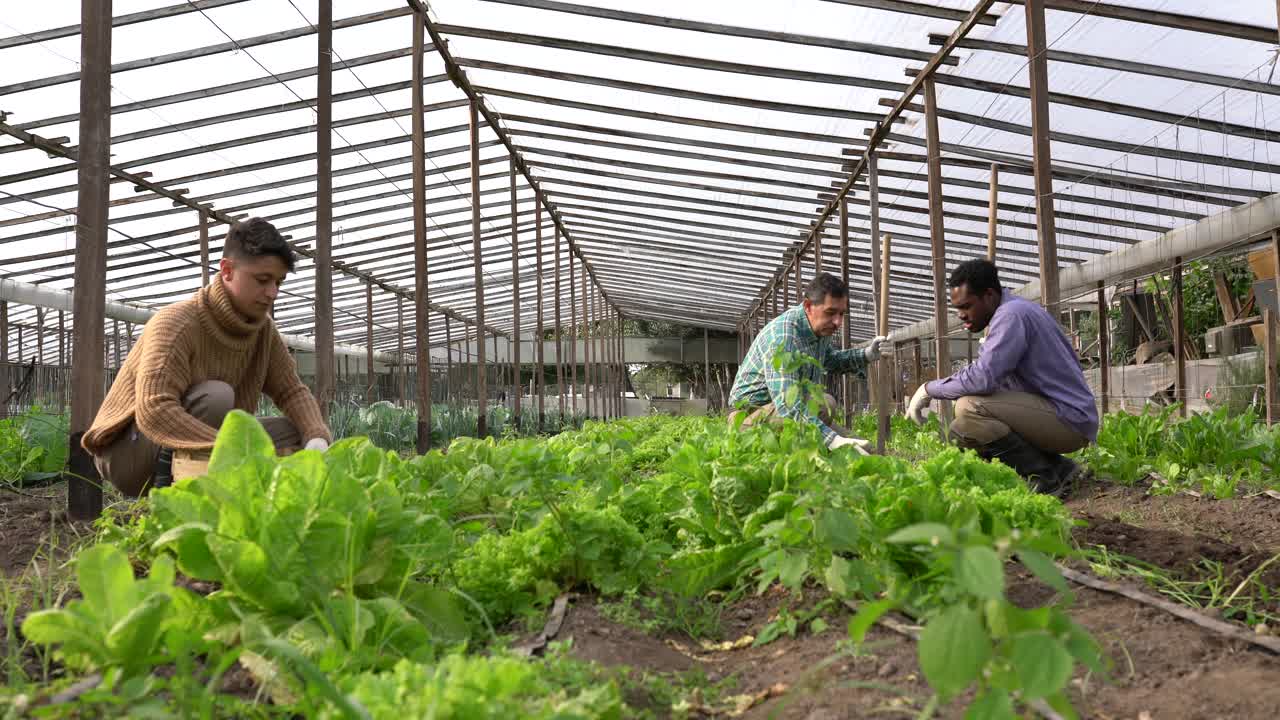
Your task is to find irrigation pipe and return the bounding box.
[1058,565,1280,654]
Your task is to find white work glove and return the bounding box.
[865,336,889,362]
[304,437,330,452]
[828,434,871,455]
[908,384,932,425]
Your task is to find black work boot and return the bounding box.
[151,447,175,491]
[1044,452,1088,497]
[975,432,1070,499]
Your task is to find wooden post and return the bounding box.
[987,163,999,261]
[703,326,711,411]
[58,310,66,411]
[1097,282,1109,414]
[581,257,591,417]
[314,0,336,421]
[444,316,453,406]
[840,196,853,427]
[411,11,431,450]
[36,308,45,366]
[569,253,578,417]
[813,224,824,275]
[1172,258,1186,416]
[924,77,951,431]
[1026,0,1060,315]
[535,201,546,430]
[554,228,564,418]
[878,233,893,452]
[509,159,521,418]
[366,280,375,402]
[794,255,802,303]
[1269,230,1280,425]
[397,295,406,408]
[198,211,210,287]
[469,99,487,437]
[67,0,112,519]
[619,311,627,416]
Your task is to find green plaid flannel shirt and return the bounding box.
[729,304,870,443]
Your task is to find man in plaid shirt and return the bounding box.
[729,274,887,452]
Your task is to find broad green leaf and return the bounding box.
[824,555,851,597]
[151,522,220,580]
[917,605,991,699]
[846,599,893,645]
[778,551,809,590]
[207,534,299,613]
[956,546,1005,600]
[1008,631,1074,699]
[816,508,860,552]
[105,593,172,670]
[1017,549,1069,593]
[964,690,1015,720]
[886,522,955,548]
[660,541,760,598]
[401,584,471,644]
[22,609,102,654]
[75,544,136,626]
[208,410,276,476]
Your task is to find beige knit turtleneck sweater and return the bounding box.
[83,277,331,454]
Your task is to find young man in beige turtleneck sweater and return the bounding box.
[84,218,333,496]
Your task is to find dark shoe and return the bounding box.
[152,447,174,490]
[1044,453,1088,499]
[975,432,1069,498]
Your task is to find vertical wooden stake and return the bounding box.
[1026,0,1060,314]
[397,295,406,408]
[840,196,853,428]
[569,252,578,416]
[581,258,591,417]
[366,281,375,402]
[410,11,431,449]
[509,160,521,418]
[68,0,112,519]
[1097,282,1109,415]
[535,202,546,430]
[58,310,66,411]
[987,163,999,261]
[1268,229,1280,425]
[878,233,893,452]
[924,77,951,432]
[468,100,488,437]
[554,228,564,418]
[1172,258,1186,416]
[444,316,453,406]
[793,255,802,303]
[314,0,336,422]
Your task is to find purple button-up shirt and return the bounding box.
[925,290,1099,442]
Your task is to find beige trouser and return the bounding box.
[949,391,1086,454]
[728,393,850,435]
[95,380,300,497]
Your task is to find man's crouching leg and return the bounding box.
[950,394,1081,498]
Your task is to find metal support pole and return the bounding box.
[68,0,111,519]
[314,0,336,421]
[535,202,546,430]
[199,211,210,287]
[987,163,999,261]
[1097,282,1109,414]
[469,99,487,437]
[411,12,431,450]
[554,228,564,418]
[1026,0,1060,314]
[924,77,951,431]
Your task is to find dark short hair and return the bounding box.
[948,259,1001,296]
[224,217,296,272]
[804,272,849,304]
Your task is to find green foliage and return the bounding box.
[0,407,68,486]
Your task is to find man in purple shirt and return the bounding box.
[907,260,1098,497]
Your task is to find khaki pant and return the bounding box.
[728,393,850,435]
[949,392,1086,454]
[95,380,300,497]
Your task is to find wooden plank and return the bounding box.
[476,0,955,64]
[470,99,488,437]
[411,13,432,451]
[0,8,412,96]
[444,317,453,405]
[365,281,375,401]
[1270,229,1280,426]
[198,211,210,287]
[582,264,592,416]
[510,160,522,417]
[1027,0,1059,315]
[821,0,998,24]
[1031,0,1274,44]
[929,35,1280,97]
[877,232,893,454]
[458,58,892,122]
[67,0,111,520]
[1122,294,1157,344]
[569,253,578,415]
[397,295,406,407]
[439,24,905,92]
[1173,258,1186,417]
[0,0,248,50]
[1212,271,1239,323]
[313,0,336,422]
[841,196,853,428]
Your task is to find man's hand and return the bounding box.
[304,437,330,452]
[865,336,889,362]
[828,434,872,455]
[908,384,932,425]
